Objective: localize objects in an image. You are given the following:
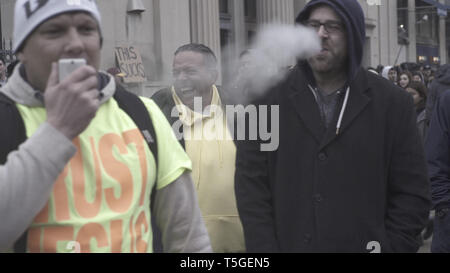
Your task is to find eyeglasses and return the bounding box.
[304,20,344,34]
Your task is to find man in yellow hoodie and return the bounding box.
[153,43,245,253]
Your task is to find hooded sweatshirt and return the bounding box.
[294,0,365,133]
[425,64,450,210]
[426,91,450,210]
[381,66,393,80]
[235,0,430,253]
[295,0,365,85]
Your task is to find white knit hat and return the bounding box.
[13,0,101,53]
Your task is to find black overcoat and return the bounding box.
[235,66,430,253]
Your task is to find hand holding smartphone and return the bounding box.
[58,58,86,83]
[46,59,100,140]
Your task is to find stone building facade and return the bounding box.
[1,0,449,96]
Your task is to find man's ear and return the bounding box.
[210,69,219,84]
[17,52,26,65]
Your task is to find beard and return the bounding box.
[308,55,333,74]
[307,49,347,75]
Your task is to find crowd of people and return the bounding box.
[0,0,449,253]
[370,63,435,139]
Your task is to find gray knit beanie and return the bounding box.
[13,0,101,53]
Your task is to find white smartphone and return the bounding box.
[58,58,86,83]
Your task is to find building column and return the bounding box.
[407,0,417,63]
[257,0,295,25]
[388,0,399,65]
[293,0,307,17]
[439,16,446,64]
[439,0,447,64]
[190,0,222,83]
[230,0,246,57]
[153,0,191,84]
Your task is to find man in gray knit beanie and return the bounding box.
[0,0,211,253]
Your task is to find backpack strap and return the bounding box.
[0,93,27,164]
[113,86,159,208]
[0,92,29,253]
[113,86,158,172]
[113,86,163,252]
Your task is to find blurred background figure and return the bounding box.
[0,57,7,87]
[398,71,413,89]
[6,60,20,79]
[422,64,432,87]
[400,62,419,73]
[106,67,125,85]
[427,66,437,89]
[381,66,398,85]
[407,80,432,243]
[426,64,450,129]
[406,81,427,117]
[412,71,426,85]
[228,49,258,105]
[407,79,432,247]
[376,64,384,75]
[367,67,378,75]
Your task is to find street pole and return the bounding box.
[394,44,403,66]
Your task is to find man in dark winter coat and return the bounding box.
[425,86,450,253]
[425,64,450,126]
[234,0,430,253]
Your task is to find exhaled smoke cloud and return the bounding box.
[227,24,320,104]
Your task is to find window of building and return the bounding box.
[219,0,257,47]
[244,0,256,19]
[219,0,232,48]
[447,17,450,61]
[220,29,231,48]
[415,0,440,64]
[244,0,257,45]
[415,0,439,45]
[219,0,229,14]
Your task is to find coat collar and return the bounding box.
[287,66,371,148]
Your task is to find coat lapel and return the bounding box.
[288,77,325,144]
[319,69,371,150]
